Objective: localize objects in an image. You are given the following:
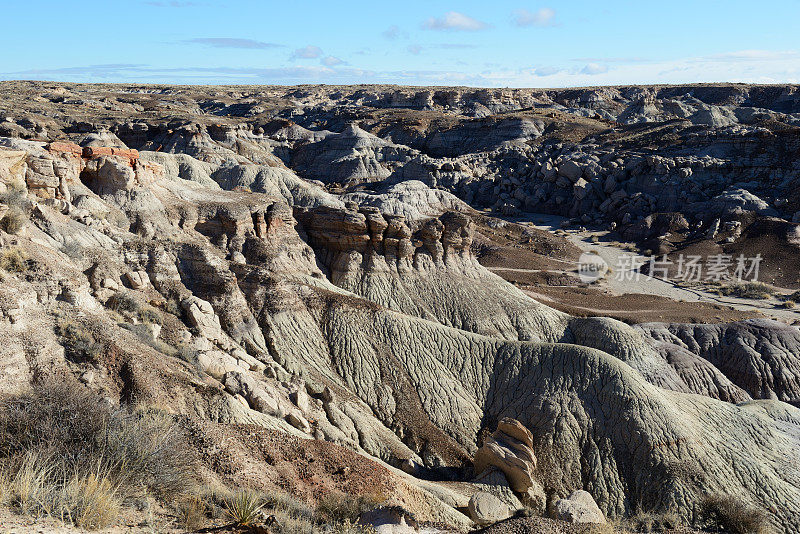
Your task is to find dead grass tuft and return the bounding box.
[0,206,27,235]
[699,494,769,534]
[0,247,28,272]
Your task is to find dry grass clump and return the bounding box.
[698,494,769,534]
[203,487,379,533]
[0,383,197,530]
[54,318,104,363]
[718,282,776,300]
[315,492,381,525]
[107,291,162,326]
[624,510,682,532]
[0,247,27,272]
[0,206,27,235]
[176,493,208,531]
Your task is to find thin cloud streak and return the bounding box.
[3,49,799,87]
[145,1,199,6]
[185,38,283,49]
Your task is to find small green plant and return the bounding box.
[699,494,769,534]
[224,489,264,526]
[0,247,27,272]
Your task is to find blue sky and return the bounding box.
[2,0,799,87]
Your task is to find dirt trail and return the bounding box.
[513,213,800,324]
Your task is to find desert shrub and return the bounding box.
[699,494,769,534]
[264,490,314,521]
[781,300,796,309]
[0,247,27,272]
[315,492,380,525]
[785,291,800,302]
[327,520,375,534]
[0,206,27,234]
[272,508,316,534]
[54,318,103,363]
[581,523,615,534]
[107,291,161,326]
[0,384,197,529]
[97,409,197,499]
[5,456,120,529]
[719,282,776,300]
[224,489,264,526]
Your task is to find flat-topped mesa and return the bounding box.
[295,203,476,282]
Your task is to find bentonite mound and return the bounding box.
[1,82,799,532]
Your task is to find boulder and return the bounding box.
[124,270,150,289]
[554,490,605,524]
[360,505,419,534]
[558,160,583,182]
[472,468,524,513]
[182,296,223,341]
[198,351,242,379]
[474,418,537,493]
[468,492,512,527]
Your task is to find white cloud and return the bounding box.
[291,45,323,60]
[423,12,488,31]
[531,66,562,77]
[408,44,423,55]
[321,56,344,66]
[513,8,556,27]
[382,25,407,40]
[580,63,609,75]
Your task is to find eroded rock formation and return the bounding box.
[0,82,799,532]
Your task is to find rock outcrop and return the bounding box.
[554,491,606,524]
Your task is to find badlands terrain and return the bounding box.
[0,81,799,533]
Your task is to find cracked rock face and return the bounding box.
[1,82,800,532]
